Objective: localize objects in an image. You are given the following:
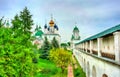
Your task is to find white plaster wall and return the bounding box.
[88,41,90,50]
[43,35,60,44]
[102,35,114,54]
[93,39,98,51]
[73,49,120,77]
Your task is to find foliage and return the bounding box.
[0,7,38,77]
[11,14,21,31]
[73,57,86,77]
[39,37,51,59]
[0,17,6,27]
[20,7,33,33]
[0,28,37,77]
[35,58,67,77]
[51,37,59,48]
[67,42,71,47]
[12,7,33,37]
[61,43,68,49]
[49,48,72,73]
[35,25,41,31]
[61,43,68,47]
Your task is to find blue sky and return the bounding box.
[0,0,120,42]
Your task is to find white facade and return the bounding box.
[43,34,61,44]
[43,16,60,44]
[73,49,120,77]
[73,24,120,77]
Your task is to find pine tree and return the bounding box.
[11,14,22,31]
[12,7,33,37]
[40,37,51,59]
[51,37,59,48]
[0,7,38,76]
[20,7,33,34]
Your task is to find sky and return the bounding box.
[0,0,120,42]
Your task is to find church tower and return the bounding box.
[71,24,80,40]
[44,15,59,34]
[43,15,60,44]
[49,15,55,33]
[71,23,80,49]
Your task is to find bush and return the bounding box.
[39,37,51,59]
[49,48,72,73]
[73,57,86,77]
[32,57,38,63]
[74,68,81,77]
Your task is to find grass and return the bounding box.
[73,56,86,77]
[35,58,67,77]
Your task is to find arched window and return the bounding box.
[102,74,108,77]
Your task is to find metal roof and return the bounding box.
[73,26,79,32]
[35,30,44,37]
[76,24,120,45]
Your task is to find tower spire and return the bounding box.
[51,14,53,20]
[45,19,47,24]
[75,22,77,27]
[49,14,54,27]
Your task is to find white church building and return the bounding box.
[43,15,61,44]
[33,15,61,48]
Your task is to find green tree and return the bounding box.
[39,37,51,59]
[67,42,71,47]
[49,48,72,73]
[20,7,33,34]
[51,37,59,48]
[35,25,39,31]
[11,14,22,31]
[12,7,33,37]
[0,17,6,27]
[61,43,68,50]
[0,27,37,77]
[0,7,38,77]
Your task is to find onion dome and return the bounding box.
[54,24,57,28]
[73,26,79,32]
[49,14,55,27]
[49,19,54,27]
[54,24,59,30]
[56,27,59,30]
[44,24,47,29]
[35,30,44,37]
[48,27,50,31]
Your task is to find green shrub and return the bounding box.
[73,57,86,77]
[49,48,72,73]
[74,68,81,77]
[32,57,38,63]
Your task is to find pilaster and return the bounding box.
[97,38,103,57]
[90,40,93,54]
[113,31,120,62]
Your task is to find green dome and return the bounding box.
[35,30,43,37]
[73,26,79,32]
